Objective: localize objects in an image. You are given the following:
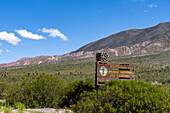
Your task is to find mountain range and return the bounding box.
[0,22,170,67]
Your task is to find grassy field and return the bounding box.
[0,50,170,94]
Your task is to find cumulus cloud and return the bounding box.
[0,43,2,46]
[42,28,68,41]
[149,4,158,8]
[6,49,10,52]
[0,49,2,54]
[0,31,21,45]
[15,29,46,40]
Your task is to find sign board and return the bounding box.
[96,61,135,85]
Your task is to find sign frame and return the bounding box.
[96,61,135,86]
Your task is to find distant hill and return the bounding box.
[75,22,170,52]
[0,22,170,67]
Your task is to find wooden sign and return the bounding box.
[96,61,135,86]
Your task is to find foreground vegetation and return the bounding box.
[0,75,169,112]
[71,80,170,112]
[0,50,169,112]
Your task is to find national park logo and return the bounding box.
[99,66,108,76]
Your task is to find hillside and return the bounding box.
[0,50,170,94]
[76,22,170,52]
[0,22,170,67]
[0,50,169,79]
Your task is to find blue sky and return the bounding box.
[0,0,169,63]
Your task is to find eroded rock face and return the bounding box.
[130,41,151,53]
[115,46,131,56]
[131,33,170,54]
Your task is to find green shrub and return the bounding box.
[59,79,95,107]
[0,102,3,112]
[71,80,170,113]
[0,82,7,99]
[5,74,65,108]
[13,102,25,113]
[3,103,13,113]
[0,102,3,107]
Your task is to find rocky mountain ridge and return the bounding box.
[0,22,170,67]
[75,22,170,52]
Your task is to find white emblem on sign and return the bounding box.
[99,66,108,76]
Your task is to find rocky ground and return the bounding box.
[1,108,73,113]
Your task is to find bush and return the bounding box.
[71,80,170,113]
[59,79,95,107]
[0,82,7,99]
[3,103,13,113]
[5,74,65,108]
[13,102,25,113]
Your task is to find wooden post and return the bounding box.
[95,61,99,89]
[95,52,108,89]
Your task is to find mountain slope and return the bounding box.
[0,22,170,67]
[75,22,170,52]
[134,33,170,53]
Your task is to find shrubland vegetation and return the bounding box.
[0,76,169,112]
[71,80,170,112]
[5,74,65,108]
[0,50,169,112]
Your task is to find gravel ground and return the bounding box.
[1,108,73,113]
[0,100,73,113]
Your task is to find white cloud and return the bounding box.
[6,49,10,52]
[15,29,46,40]
[149,4,158,8]
[0,49,2,54]
[0,31,21,45]
[42,28,68,41]
[0,43,2,46]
